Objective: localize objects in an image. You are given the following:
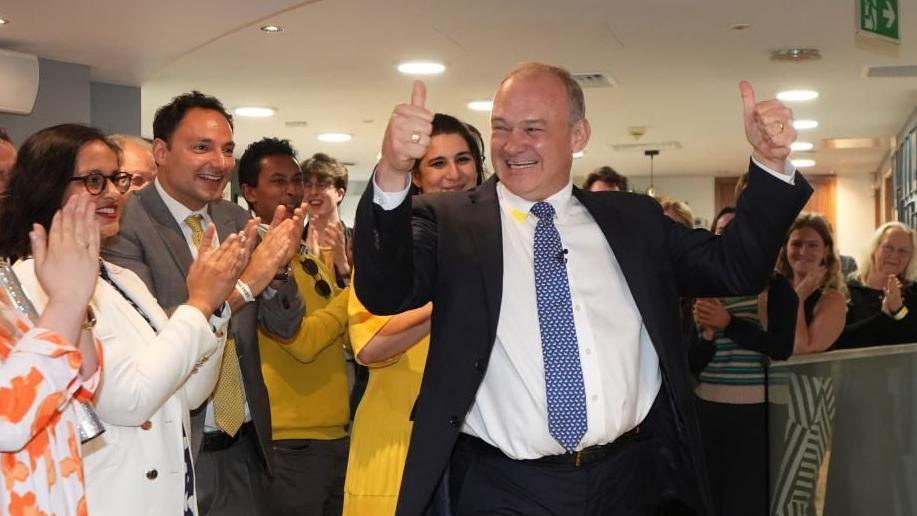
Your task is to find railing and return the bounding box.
[767,342,917,515]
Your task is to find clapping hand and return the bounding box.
[694,298,731,331]
[882,274,904,316]
[241,202,306,296]
[32,193,100,310]
[186,224,250,316]
[376,80,434,191]
[740,81,796,173]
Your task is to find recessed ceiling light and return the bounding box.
[397,61,446,75]
[791,141,814,151]
[317,132,352,143]
[0,18,8,25]
[467,100,493,112]
[234,107,275,118]
[793,120,819,130]
[260,25,283,33]
[770,48,822,62]
[791,159,816,168]
[572,151,585,159]
[777,90,819,102]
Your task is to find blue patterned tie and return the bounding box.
[530,201,587,452]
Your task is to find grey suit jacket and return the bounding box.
[103,185,304,473]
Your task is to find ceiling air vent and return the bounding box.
[284,121,308,127]
[865,65,917,78]
[340,161,357,167]
[571,72,618,88]
[610,141,682,152]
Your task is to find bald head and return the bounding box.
[501,62,585,124]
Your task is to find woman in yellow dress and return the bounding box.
[343,114,486,515]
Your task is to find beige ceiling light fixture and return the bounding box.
[260,25,283,33]
[397,61,445,75]
[777,90,819,102]
[821,137,883,150]
[234,107,275,118]
[790,141,814,152]
[572,151,585,159]
[0,18,8,25]
[627,126,647,140]
[770,48,822,62]
[644,149,659,197]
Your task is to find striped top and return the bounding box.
[697,295,768,404]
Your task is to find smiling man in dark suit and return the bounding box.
[353,62,812,515]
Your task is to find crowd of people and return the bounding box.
[0,61,912,516]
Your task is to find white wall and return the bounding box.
[625,175,716,228]
[835,174,877,264]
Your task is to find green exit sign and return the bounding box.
[859,0,900,42]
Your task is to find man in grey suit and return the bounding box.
[104,91,305,516]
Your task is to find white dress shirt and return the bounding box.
[372,158,795,459]
[154,178,252,430]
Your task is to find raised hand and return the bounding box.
[694,298,731,331]
[740,81,796,173]
[239,202,306,296]
[377,80,434,191]
[794,265,827,301]
[186,224,249,316]
[882,274,904,315]
[32,193,100,310]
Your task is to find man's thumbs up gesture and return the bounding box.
[741,81,796,174]
[377,80,435,191]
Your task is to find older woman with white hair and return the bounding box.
[836,221,917,348]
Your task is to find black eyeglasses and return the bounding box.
[300,257,332,298]
[70,171,133,195]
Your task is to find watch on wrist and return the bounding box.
[273,265,292,283]
[82,307,97,330]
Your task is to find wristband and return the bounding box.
[235,280,255,304]
[892,305,909,321]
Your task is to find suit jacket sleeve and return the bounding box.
[722,274,798,361]
[666,161,813,298]
[352,183,437,316]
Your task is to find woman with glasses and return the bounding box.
[835,222,917,348]
[344,113,486,516]
[0,124,250,515]
[237,137,352,515]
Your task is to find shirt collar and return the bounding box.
[154,178,209,226]
[497,179,575,224]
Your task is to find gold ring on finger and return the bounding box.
[410,132,421,144]
[776,122,785,133]
[76,241,89,248]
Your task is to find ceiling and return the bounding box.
[1,0,915,181]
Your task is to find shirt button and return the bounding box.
[140,421,152,431]
[449,416,461,428]
[146,469,158,480]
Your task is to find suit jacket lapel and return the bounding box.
[466,177,503,348]
[208,202,241,243]
[139,186,194,274]
[573,188,667,355]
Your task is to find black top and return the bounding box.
[833,279,917,349]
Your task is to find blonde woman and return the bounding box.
[836,222,916,348]
[773,213,847,354]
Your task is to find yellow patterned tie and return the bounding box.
[184,215,246,436]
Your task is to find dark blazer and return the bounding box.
[353,162,811,516]
[102,185,305,472]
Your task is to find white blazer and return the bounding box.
[13,259,227,516]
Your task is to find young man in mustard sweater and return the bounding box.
[239,137,351,515]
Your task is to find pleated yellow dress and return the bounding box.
[343,289,430,516]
